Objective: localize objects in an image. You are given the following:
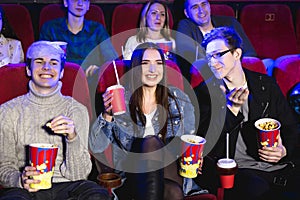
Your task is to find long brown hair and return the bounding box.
[129,42,179,141]
[137,0,171,43]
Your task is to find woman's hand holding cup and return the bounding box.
[102,85,126,121]
[102,90,113,122]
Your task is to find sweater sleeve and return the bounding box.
[123,36,139,60]
[10,39,24,63]
[59,103,92,181]
[178,89,196,135]
[0,104,22,188]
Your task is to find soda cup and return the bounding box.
[106,85,126,115]
[216,158,238,189]
[51,41,67,55]
[156,41,173,60]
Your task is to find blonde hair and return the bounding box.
[137,1,171,43]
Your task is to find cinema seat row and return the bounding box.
[1,3,300,58]
[1,2,299,102]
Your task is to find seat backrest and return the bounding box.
[111,4,143,57]
[0,4,35,56]
[39,3,106,31]
[242,57,267,74]
[0,62,93,121]
[210,4,235,17]
[111,3,174,57]
[240,4,298,60]
[97,60,128,94]
[61,62,93,120]
[0,63,28,105]
[273,56,300,97]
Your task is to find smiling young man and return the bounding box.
[175,0,256,83]
[39,0,117,78]
[194,27,299,200]
[0,41,109,200]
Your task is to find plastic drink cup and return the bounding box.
[156,41,172,54]
[51,41,67,54]
[216,158,238,189]
[51,41,67,60]
[179,135,206,178]
[106,85,126,115]
[156,41,173,60]
[29,143,58,189]
[254,118,281,147]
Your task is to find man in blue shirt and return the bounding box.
[40,0,118,78]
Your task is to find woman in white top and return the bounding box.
[0,6,24,67]
[123,1,175,60]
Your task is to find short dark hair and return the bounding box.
[184,0,209,10]
[184,0,189,10]
[26,41,66,71]
[26,57,65,71]
[201,26,243,51]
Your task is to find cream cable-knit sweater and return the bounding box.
[0,81,91,188]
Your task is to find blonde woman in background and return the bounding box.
[123,0,175,60]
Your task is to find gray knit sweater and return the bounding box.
[0,81,91,188]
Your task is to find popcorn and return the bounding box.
[258,121,279,130]
[187,139,198,144]
[46,122,52,128]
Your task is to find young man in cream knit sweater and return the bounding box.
[0,41,109,200]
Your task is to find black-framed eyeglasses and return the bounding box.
[206,48,235,62]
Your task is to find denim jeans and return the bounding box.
[0,180,110,200]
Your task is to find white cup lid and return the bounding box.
[217,158,237,168]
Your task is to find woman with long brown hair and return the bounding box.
[89,42,195,199]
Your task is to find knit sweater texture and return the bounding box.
[0,81,91,188]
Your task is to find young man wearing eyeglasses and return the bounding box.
[175,0,256,83]
[193,26,299,200]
